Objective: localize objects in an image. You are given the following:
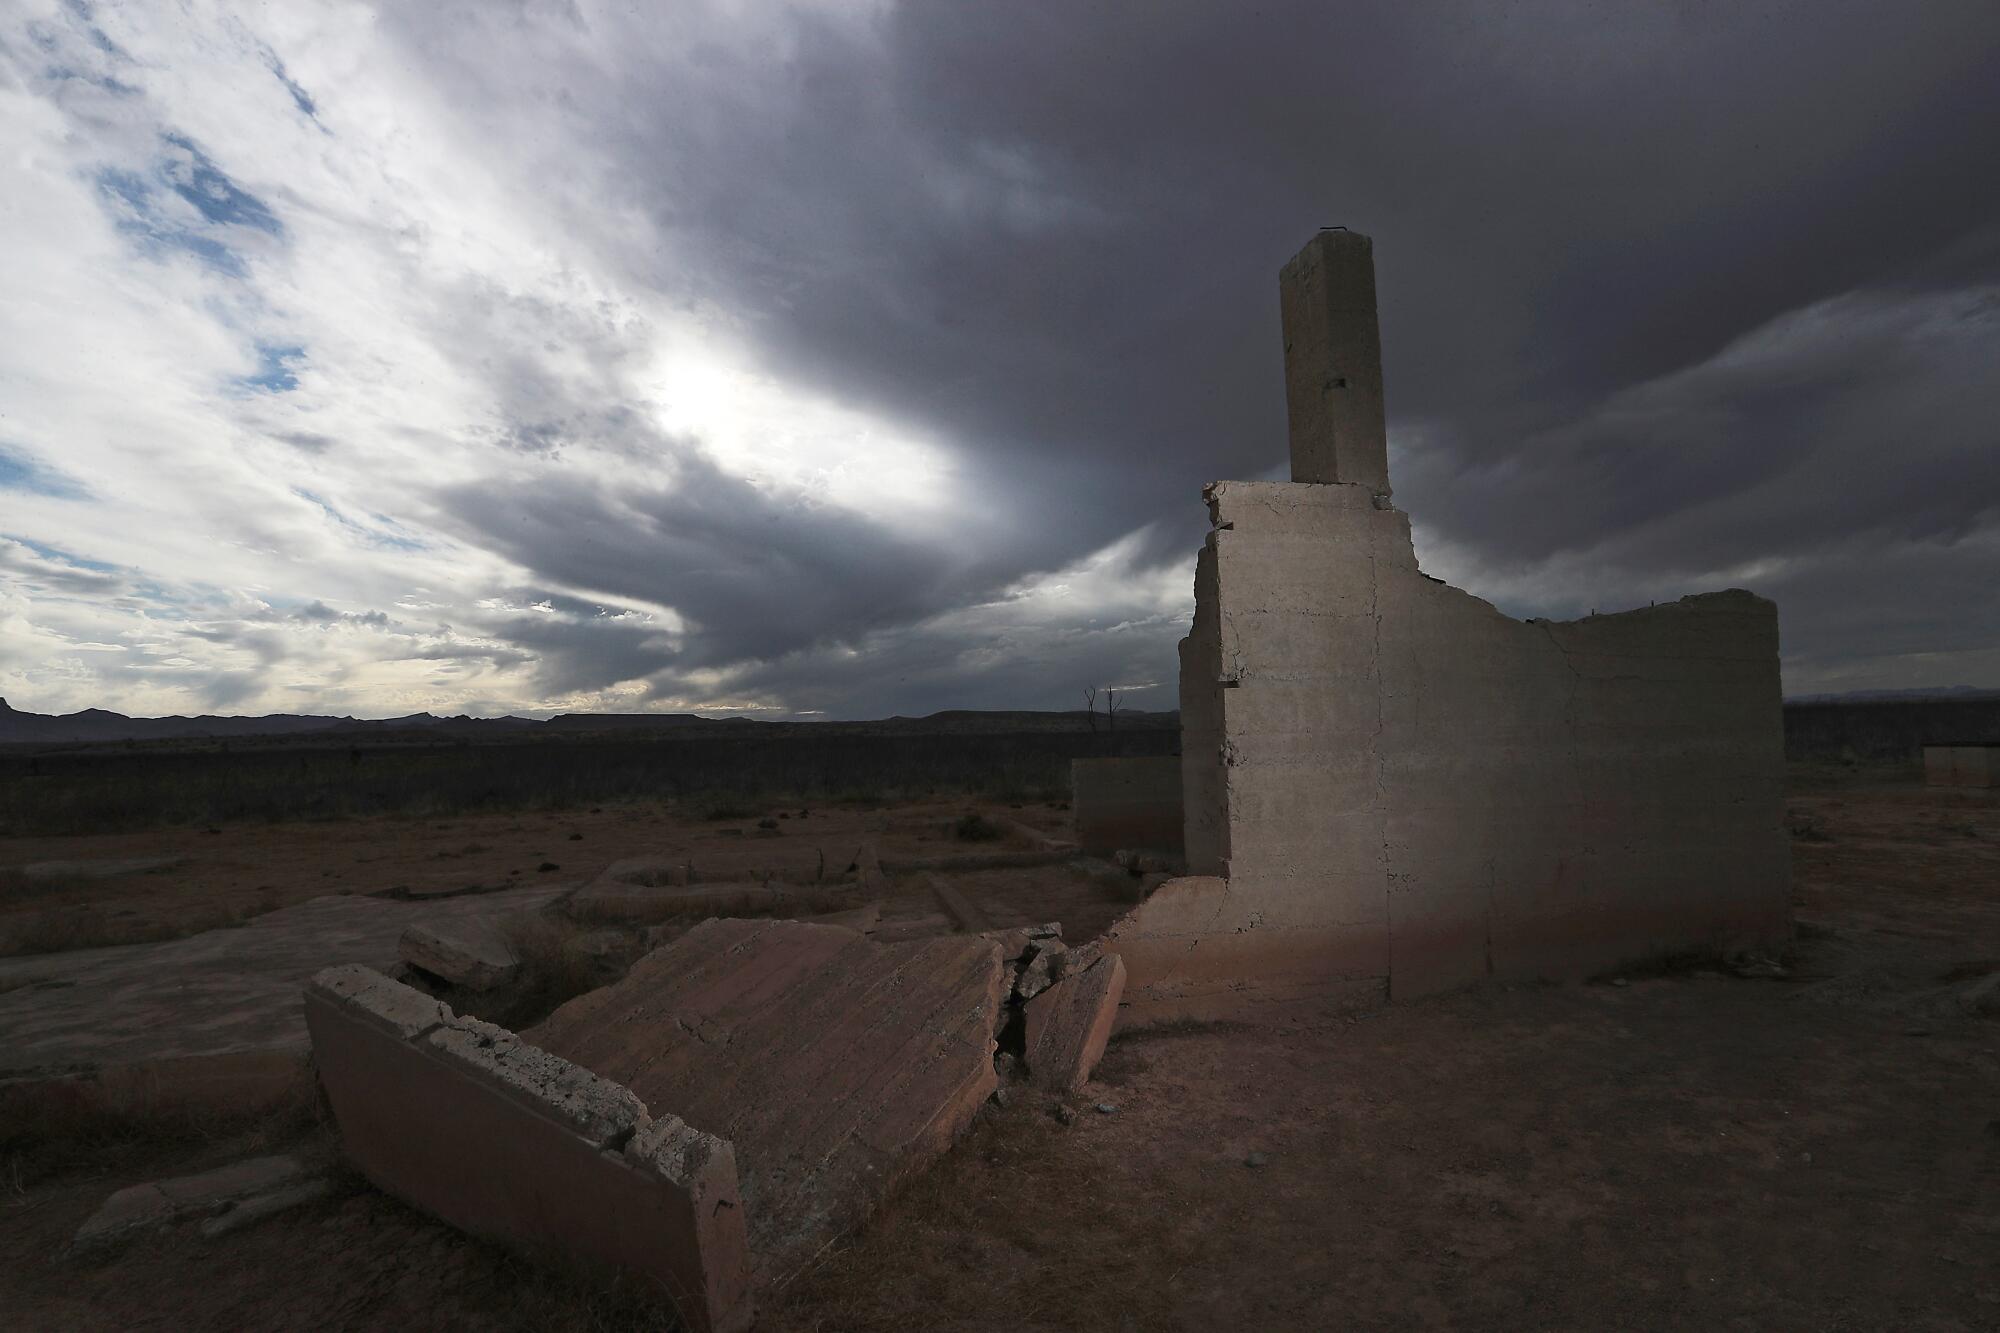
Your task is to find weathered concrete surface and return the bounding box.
[1071,757,1185,855]
[530,918,1005,1289]
[0,885,565,1115]
[72,1154,321,1250]
[399,916,520,990]
[1023,952,1125,1092]
[306,965,752,1333]
[1281,229,1389,491]
[1924,744,1998,788]
[17,855,185,881]
[1118,231,1790,1022]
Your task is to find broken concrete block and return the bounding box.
[530,918,1004,1291]
[1024,953,1126,1093]
[73,1154,320,1250]
[399,917,520,991]
[71,1183,176,1249]
[309,962,453,1039]
[425,1017,648,1149]
[304,966,753,1333]
[1015,937,1069,1001]
[980,922,1062,965]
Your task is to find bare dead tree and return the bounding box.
[1082,684,1098,734]
[1105,688,1123,734]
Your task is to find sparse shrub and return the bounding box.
[953,812,1003,842]
[497,914,607,1022]
[757,817,779,830]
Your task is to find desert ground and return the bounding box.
[2,766,1995,1331]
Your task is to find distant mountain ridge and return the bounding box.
[0,697,1176,746]
[1783,686,2000,704]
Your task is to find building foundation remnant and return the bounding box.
[1923,743,1998,788]
[1106,229,1791,1023]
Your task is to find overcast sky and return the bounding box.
[3,1,1997,720]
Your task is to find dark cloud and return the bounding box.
[436,445,1016,670]
[365,0,2000,704]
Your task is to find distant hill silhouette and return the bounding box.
[0,698,1176,746]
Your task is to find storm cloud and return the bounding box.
[2,0,1996,718]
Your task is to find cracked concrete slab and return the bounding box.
[0,885,565,1114]
[528,918,1005,1290]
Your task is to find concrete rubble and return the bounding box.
[1023,952,1126,1092]
[72,1154,329,1251]
[398,916,520,991]
[1105,229,1792,1021]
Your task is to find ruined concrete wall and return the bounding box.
[1180,543,1229,875]
[304,965,754,1333]
[1071,757,1184,854]
[1113,480,1790,1019]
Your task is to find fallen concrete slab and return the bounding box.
[1024,952,1126,1092]
[305,964,753,1333]
[529,918,1005,1289]
[398,916,520,991]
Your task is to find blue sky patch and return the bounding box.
[93,133,284,278]
[0,444,89,499]
[160,133,282,234]
[14,536,118,572]
[236,342,304,393]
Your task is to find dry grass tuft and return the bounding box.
[766,1104,1197,1332]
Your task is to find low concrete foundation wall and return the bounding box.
[1071,757,1184,854]
[304,965,753,1333]
[1924,744,1998,788]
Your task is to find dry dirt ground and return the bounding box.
[3,770,1997,1331]
[0,796,1097,956]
